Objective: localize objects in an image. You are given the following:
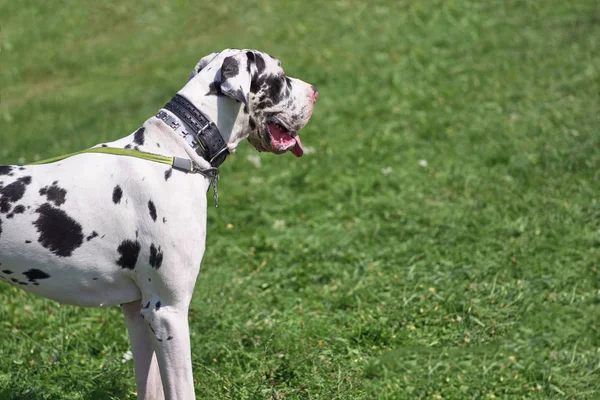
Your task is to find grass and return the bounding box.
[1,0,599,398]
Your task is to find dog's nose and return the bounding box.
[311,85,318,101]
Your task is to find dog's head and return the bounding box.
[186,49,318,157]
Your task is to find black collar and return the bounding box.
[161,94,229,167]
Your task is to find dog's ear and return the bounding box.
[189,52,219,81]
[219,52,255,106]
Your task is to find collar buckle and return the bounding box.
[198,120,215,135]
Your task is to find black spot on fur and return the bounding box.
[149,244,163,269]
[101,144,108,147]
[33,203,84,257]
[254,53,266,75]
[0,176,32,214]
[258,92,269,103]
[6,204,25,218]
[23,268,50,283]
[156,142,160,148]
[167,336,173,341]
[164,168,172,181]
[0,166,13,175]
[25,240,31,244]
[221,56,240,79]
[162,217,167,224]
[19,281,27,286]
[252,71,286,107]
[92,277,98,280]
[148,201,157,222]
[155,301,161,310]
[39,182,67,206]
[112,185,123,204]
[11,278,18,283]
[249,117,256,131]
[265,75,284,104]
[245,51,255,70]
[143,301,150,309]
[256,99,274,111]
[2,270,13,275]
[133,127,145,145]
[250,74,264,94]
[116,240,141,269]
[87,231,98,241]
[124,144,132,149]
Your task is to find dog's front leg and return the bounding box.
[122,300,166,400]
[141,301,195,400]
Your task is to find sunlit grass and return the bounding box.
[1,0,599,398]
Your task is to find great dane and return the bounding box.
[0,48,317,399]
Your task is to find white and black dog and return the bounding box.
[0,49,317,399]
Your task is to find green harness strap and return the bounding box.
[31,147,191,171]
[29,146,221,207]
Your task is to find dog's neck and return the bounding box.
[125,76,251,171]
[177,77,248,152]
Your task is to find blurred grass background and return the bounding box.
[1,0,599,398]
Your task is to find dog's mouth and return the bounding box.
[267,117,304,157]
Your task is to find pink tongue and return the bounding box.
[269,124,304,157]
[290,134,304,157]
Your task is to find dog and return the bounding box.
[0,48,317,399]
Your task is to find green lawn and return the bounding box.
[1,0,599,398]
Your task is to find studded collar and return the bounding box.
[156,94,229,168]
